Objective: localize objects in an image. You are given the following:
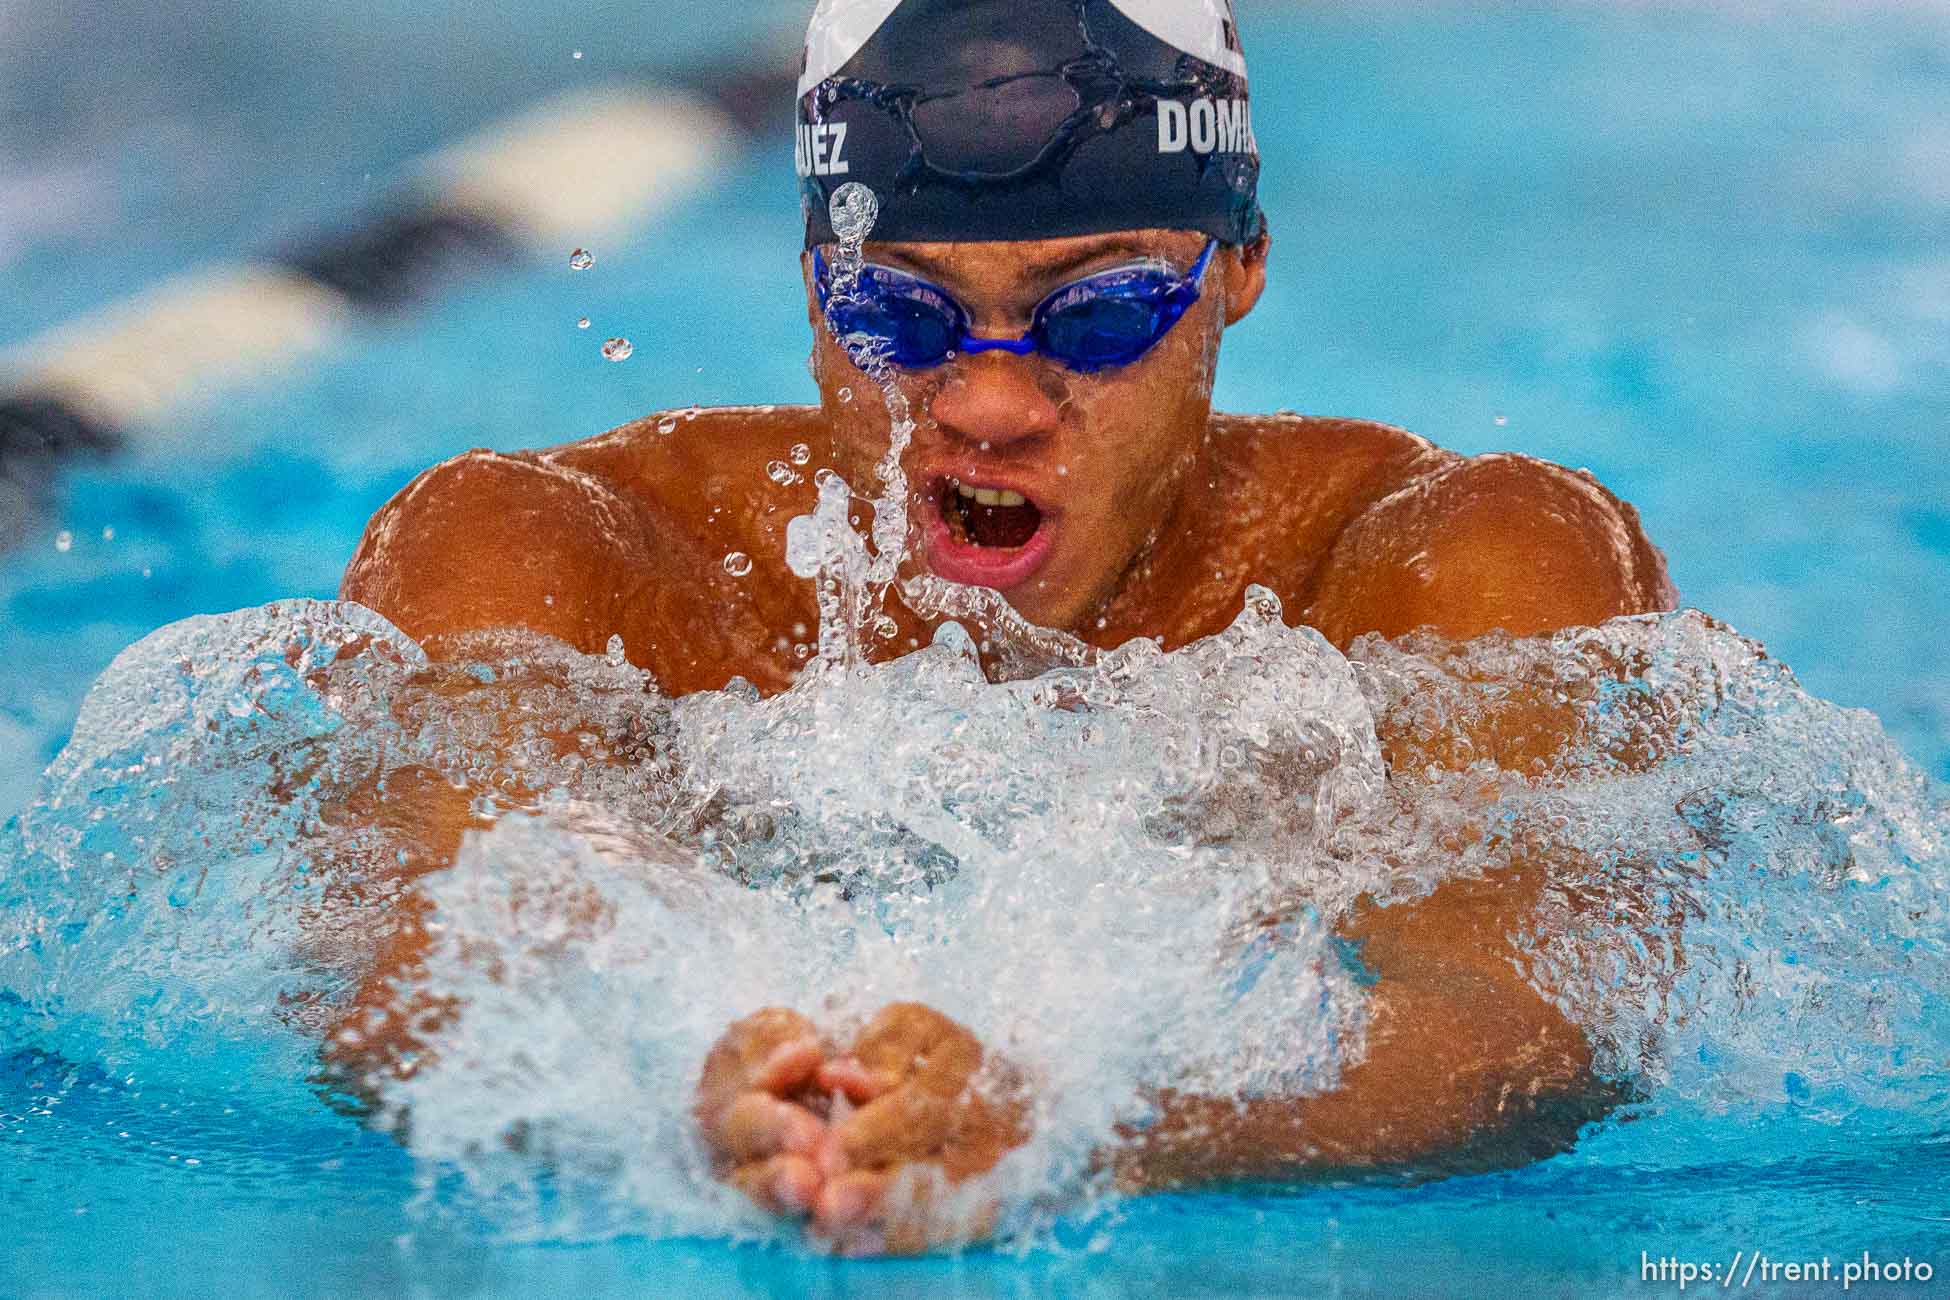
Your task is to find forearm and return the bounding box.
[1109,956,1603,1190]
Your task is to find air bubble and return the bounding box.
[788,443,812,466]
[828,182,880,243]
[871,613,900,641]
[577,317,590,330]
[569,249,595,271]
[766,460,801,486]
[54,530,72,553]
[838,387,853,403]
[602,337,633,362]
[571,49,583,60]
[656,416,677,434]
[723,552,753,577]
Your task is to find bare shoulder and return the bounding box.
[342,440,678,657]
[546,404,825,516]
[1212,411,1451,511]
[341,405,824,677]
[1299,448,1678,647]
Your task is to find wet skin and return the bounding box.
[338,229,1677,1252]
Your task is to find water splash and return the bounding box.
[782,180,921,675]
[4,180,1947,1254]
[2,595,1943,1246]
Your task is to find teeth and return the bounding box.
[950,483,1030,509]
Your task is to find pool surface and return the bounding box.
[4,2,1949,1296]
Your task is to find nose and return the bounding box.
[928,353,1060,451]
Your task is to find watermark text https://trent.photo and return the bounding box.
[1641,1250,1936,1290]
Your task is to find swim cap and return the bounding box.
[795,0,1262,248]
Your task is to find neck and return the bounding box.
[1085,417,1226,647]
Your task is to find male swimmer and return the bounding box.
[334,0,1676,1254]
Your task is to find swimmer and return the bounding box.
[334,0,1676,1254]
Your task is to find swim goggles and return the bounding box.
[813,239,1218,374]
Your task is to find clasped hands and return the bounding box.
[694,1002,1029,1256]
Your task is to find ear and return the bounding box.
[1221,226,1270,327]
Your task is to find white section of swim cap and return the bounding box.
[1105,0,1247,78]
[799,0,906,99]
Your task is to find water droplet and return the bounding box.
[766,459,801,486]
[792,642,812,660]
[571,48,584,59]
[602,337,633,362]
[656,415,678,435]
[1056,464,1069,477]
[569,248,595,271]
[604,633,626,665]
[576,317,590,330]
[100,526,115,541]
[140,566,152,579]
[813,467,844,491]
[53,530,72,553]
[681,405,700,421]
[788,443,812,466]
[828,182,880,242]
[1494,414,1509,427]
[723,551,753,577]
[838,386,853,403]
[872,613,900,640]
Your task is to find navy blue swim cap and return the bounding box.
[796,0,1263,248]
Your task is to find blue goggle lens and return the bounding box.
[827,269,963,367]
[1040,292,1173,371]
[817,243,1210,373]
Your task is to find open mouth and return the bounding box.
[923,476,1057,591]
[938,479,1044,549]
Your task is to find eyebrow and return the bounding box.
[873,237,1168,287]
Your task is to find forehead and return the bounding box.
[859,229,1209,288]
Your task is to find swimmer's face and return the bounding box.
[801,229,1267,632]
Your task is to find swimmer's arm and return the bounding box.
[1108,454,1671,1182]
[1111,861,1605,1188]
[315,449,668,1087]
[1303,450,1677,771]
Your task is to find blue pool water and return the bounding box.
[5,3,1950,1296]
